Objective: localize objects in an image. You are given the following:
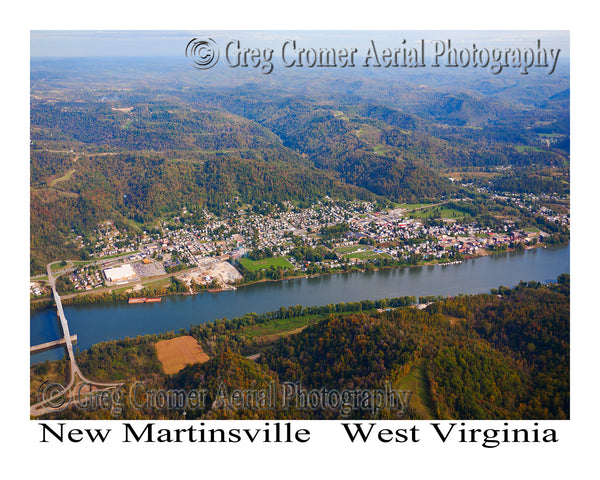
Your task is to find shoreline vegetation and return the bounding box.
[30,275,570,420]
[30,240,561,312]
[30,243,546,311]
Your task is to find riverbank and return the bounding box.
[30,242,570,364]
[29,241,556,311]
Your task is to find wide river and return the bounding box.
[30,244,570,364]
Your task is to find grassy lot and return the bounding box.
[515,145,545,153]
[244,313,325,338]
[373,144,391,156]
[111,276,172,295]
[335,245,363,254]
[245,307,383,340]
[50,262,68,271]
[523,227,541,233]
[238,256,294,272]
[409,206,468,220]
[393,358,435,420]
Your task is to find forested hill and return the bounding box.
[30,58,569,270]
[30,147,377,272]
[258,276,569,419]
[42,276,569,420]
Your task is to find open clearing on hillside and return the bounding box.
[155,336,210,374]
[245,313,325,339]
[394,359,434,419]
[49,169,76,187]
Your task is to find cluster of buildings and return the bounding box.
[68,266,105,290]
[53,193,568,289]
[91,221,137,258]
[30,282,44,297]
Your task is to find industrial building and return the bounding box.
[103,264,136,283]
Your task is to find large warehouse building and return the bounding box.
[103,264,136,283]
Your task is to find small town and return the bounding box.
[30,190,569,300]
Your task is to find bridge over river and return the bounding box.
[30,263,123,417]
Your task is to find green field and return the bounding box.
[244,313,324,338]
[409,206,468,220]
[238,256,294,272]
[245,307,382,339]
[373,144,391,156]
[112,276,171,294]
[515,145,545,153]
[336,246,391,260]
[335,245,363,254]
[50,261,68,271]
[347,250,389,260]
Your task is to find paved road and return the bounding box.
[30,262,122,416]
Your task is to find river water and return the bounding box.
[30,244,570,364]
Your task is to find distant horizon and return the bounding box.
[31,30,570,58]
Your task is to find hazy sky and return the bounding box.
[31,30,569,58]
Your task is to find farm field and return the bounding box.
[155,335,210,374]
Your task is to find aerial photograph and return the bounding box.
[29,30,570,421]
